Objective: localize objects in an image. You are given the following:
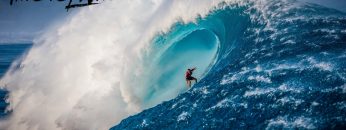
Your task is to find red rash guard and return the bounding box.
[185,69,193,78]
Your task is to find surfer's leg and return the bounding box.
[186,80,191,88]
[189,81,192,87]
[192,77,197,83]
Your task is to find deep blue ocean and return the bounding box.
[112,1,346,129]
[0,44,32,117]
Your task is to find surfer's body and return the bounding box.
[185,67,197,88]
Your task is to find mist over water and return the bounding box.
[0,0,226,129]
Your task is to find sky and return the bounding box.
[0,0,345,43]
[0,0,76,43]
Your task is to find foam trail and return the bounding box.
[0,0,226,130]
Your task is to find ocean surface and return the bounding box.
[0,43,32,117]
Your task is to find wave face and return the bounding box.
[112,0,346,129]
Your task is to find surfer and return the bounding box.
[185,67,197,88]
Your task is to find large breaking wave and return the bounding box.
[113,0,346,129]
[1,0,346,129]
